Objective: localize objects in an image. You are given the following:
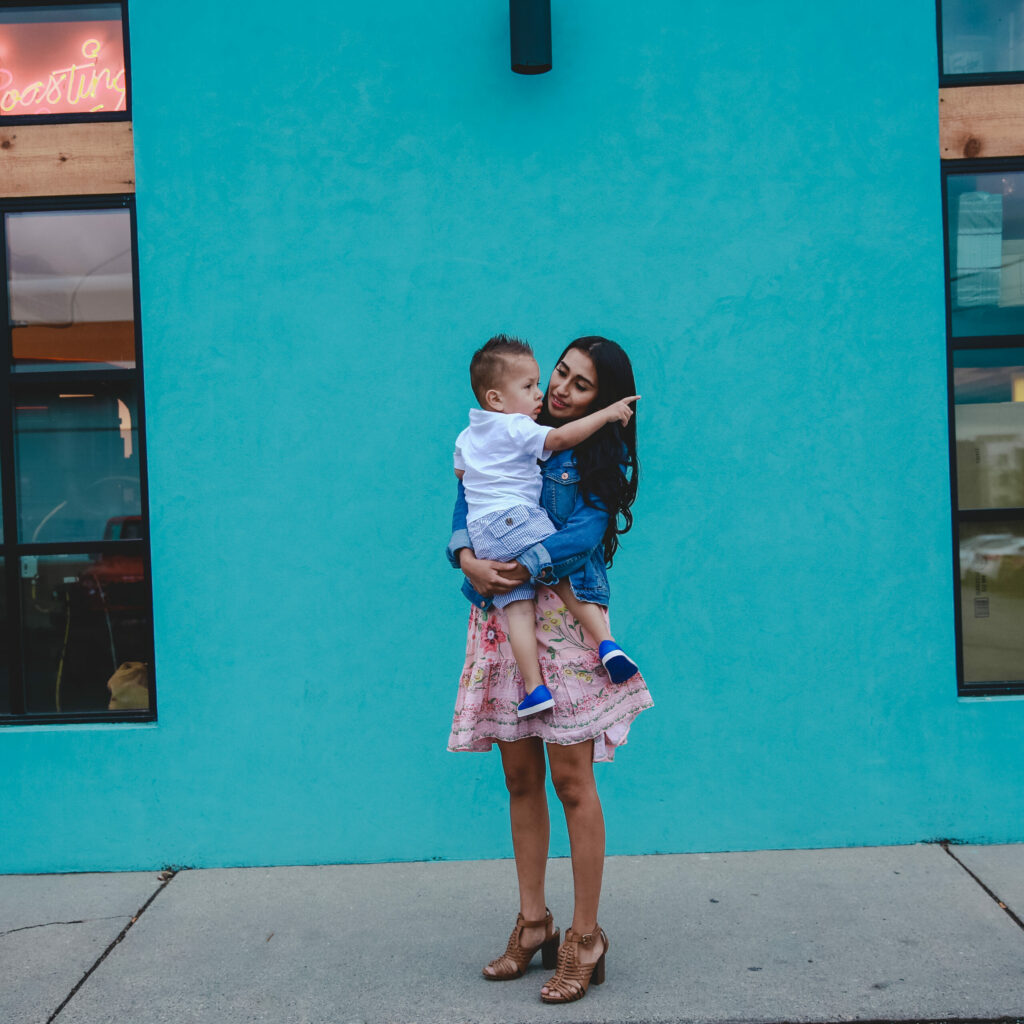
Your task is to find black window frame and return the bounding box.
[0,0,132,126]
[942,155,1024,696]
[0,192,155,725]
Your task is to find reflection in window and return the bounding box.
[947,172,1024,337]
[0,4,126,117]
[0,560,7,715]
[20,551,149,713]
[6,209,135,372]
[14,386,140,544]
[959,520,1024,684]
[942,0,1024,76]
[954,349,1024,508]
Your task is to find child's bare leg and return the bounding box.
[504,599,544,695]
[551,579,611,646]
[550,578,640,685]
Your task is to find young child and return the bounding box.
[454,335,641,718]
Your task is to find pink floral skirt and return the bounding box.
[448,585,654,763]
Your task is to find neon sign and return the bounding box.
[0,19,126,116]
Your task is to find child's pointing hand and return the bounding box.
[605,395,640,426]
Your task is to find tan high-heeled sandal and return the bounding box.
[539,925,608,1003]
[482,908,560,980]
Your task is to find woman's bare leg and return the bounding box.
[543,739,606,997]
[503,599,545,694]
[483,737,551,976]
[551,579,611,646]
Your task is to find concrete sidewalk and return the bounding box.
[2,844,1024,1024]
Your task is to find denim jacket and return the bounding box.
[446,448,610,611]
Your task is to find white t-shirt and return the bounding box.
[454,409,553,523]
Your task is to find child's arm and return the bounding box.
[543,396,639,453]
[454,469,464,479]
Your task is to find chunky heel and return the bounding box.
[483,909,559,980]
[540,926,609,1002]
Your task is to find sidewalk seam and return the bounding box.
[0,915,126,938]
[45,869,181,1023]
[941,841,1024,933]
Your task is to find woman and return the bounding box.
[446,336,654,1004]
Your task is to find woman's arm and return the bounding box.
[446,479,473,567]
[459,548,529,595]
[447,480,530,595]
[517,491,609,586]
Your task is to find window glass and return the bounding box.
[942,0,1024,76]
[0,559,7,715]
[20,551,149,713]
[6,209,135,372]
[947,172,1024,338]
[954,348,1024,508]
[14,384,140,544]
[959,519,1024,685]
[0,4,125,117]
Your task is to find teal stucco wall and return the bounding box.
[5,0,1021,873]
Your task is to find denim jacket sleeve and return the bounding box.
[517,492,608,586]
[445,465,607,593]
[446,479,472,568]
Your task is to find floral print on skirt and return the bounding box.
[448,585,654,762]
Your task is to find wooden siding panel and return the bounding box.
[940,85,1024,159]
[0,121,134,197]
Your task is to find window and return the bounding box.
[0,2,129,122]
[947,170,1024,337]
[940,0,1024,84]
[0,197,153,722]
[945,163,1024,693]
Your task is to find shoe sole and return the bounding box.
[602,654,639,684]
[517,697,555,718]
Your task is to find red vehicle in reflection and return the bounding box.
[53,516,148,712]
[77,515,146,611]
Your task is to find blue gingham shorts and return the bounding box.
[467,504,556,608]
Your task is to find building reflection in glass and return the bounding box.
[15,387,140,544]
[947,172,1024,338]
[959,520,1024,684]
[954,349,1024,509]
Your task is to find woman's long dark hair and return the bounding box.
[540,336,640,566]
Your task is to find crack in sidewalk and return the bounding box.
[46,868,181,1023]
[941,841,1024,933]
[0,916,128,939]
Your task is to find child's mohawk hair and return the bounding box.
[470,334,534,405]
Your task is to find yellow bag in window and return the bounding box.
[106,661,149,711]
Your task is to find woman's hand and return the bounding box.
[458,549,530,597]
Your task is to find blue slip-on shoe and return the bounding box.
[599,641,639,684]
[517,684,555,718]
